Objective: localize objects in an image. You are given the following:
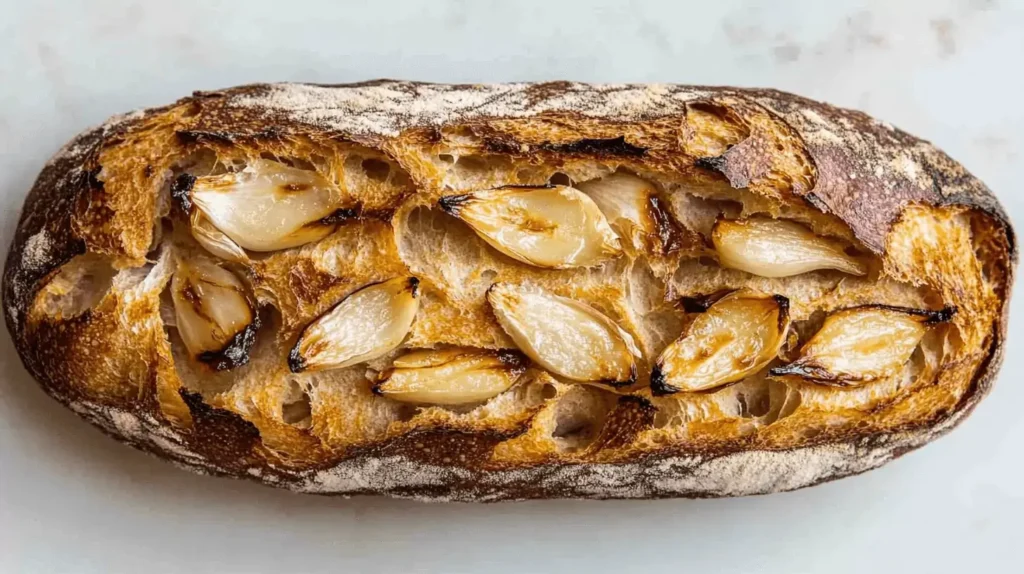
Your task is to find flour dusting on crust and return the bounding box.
[232,82,711,138]
[22,231,52,271]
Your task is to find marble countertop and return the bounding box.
[1,0,1021,572]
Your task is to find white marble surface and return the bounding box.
[1,0,1022,572]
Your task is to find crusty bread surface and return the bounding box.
[3,81,1015,501]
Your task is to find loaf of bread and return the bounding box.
[3,82,1014,501]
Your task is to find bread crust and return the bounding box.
[3,82,1015,501]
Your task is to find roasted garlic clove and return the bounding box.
[439,186,622,269]
[576,172,686,253]
[289,277,420,373]
[652,291,790,395]
[577,173,654,242]
[770,305,955,386]
[712,217,868,278]
[486,282,640,385]
[171,257,259,370]
[190,211,249,263]
[182,160,353,253]
[374,348,528,405]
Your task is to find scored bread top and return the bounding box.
[3,81,1015,500]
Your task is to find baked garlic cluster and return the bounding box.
[168,161,954,405]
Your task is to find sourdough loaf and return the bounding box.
[3,82,1015,500]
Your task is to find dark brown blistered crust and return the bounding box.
[2,82,1015,501]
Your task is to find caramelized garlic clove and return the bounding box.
[171,257,259,370]
[440,186,622,269]
[577,173,655,240]
[190,211,249,263]
[289,277,420,373]
[577,172,689,254]
[486,282,640,385]
[652,291,790,395]
[187,159,351,252]
[712,217,868,278]
[770,305,955,386]
[374,348,527,404]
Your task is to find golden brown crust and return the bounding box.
[3,82,1014,501]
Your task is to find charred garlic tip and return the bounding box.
[678,290,733,314]
[576,172,687,254]
[486,282,640,385]
[649,364,677,396]
[289,277,420,373]
[712,217,868,278]
[171,173,197,213]
[373,347,528,405]
[171,257,259,371]
[185,159,347,253]
[439,186,622,269]
[769,304,955,386]
[654,290,791,394]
